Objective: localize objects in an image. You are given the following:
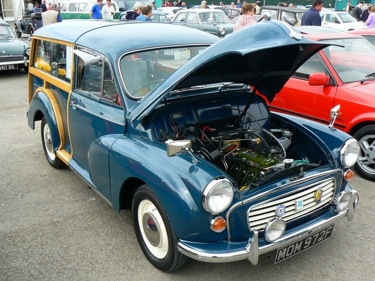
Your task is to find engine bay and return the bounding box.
[144,92,327,189]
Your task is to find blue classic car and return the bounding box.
[27,20,360,271]
[0,18,30,72]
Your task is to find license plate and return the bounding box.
[0,64,18,71]
[274,224,334,264]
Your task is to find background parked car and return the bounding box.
[120,9,169,22]
[260,5,306,26]
[14,9,43,37]
[156,7,183,21]
[269,26,375,181]
[0,18,30,73]
[348,28,375,46]
[172,8,233,38]
[320,8,367,31]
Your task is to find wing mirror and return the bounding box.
[309,73,330,86]
[167,140,198,164]
[329,104,340,129]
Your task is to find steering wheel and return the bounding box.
[132,79,164,96]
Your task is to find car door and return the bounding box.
[68,50,125,200]
[270,53,338,124]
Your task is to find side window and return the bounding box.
[293,54,327,79]
[61,3,68,11]
[69,3,78,12]
[79,4,87,12]
[186,12,197,23]
[174,12,186,22]
[75,50,120,105]
[35,40,71,83]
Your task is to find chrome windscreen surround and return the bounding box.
[247,177,336,232]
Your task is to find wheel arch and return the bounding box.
[28,88,65,152]
[349,120,375,137]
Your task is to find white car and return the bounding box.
[320,9,367,31]
[156,7,183,21]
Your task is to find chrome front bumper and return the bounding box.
[178,189,358,265]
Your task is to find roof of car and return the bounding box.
[261,6,307,12]
[295,26,343,35]
[33,20,218,57]
[348,28,375,36]
[294,26,363,41]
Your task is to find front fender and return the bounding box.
[109,136,230,240]
[14,21,22,30]
[28,88,64,152]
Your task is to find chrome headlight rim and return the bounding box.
[25,47,31,57]
[202,178,234,215]
[219,27,226,36]
[264,218,286,242]
[340,138,360,168]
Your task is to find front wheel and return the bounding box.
[132,185,187,271]
[353,125,375,181]
[41,118,65,169]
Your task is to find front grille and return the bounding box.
[248,178,335,231]
[0,56,24,63]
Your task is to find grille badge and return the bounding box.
[275,205,286,217]
[314,188,323,203]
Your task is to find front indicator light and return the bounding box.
[344,169,355,181]
[210,216,226,233]
[264,218,286,242]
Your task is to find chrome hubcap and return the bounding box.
[358,134,375,175]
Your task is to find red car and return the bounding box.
[268,26,375,181]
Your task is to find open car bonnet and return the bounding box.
[129,20,330,125]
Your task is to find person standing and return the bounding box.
[136,4,153,21]
[361,5,371,22]
[366,6,375,28]
[233,3,267,31]
[102,0,115,20]
[27,0,34,11]
[90,0,103,19]
[126,2,143,20]
[352,3,363,21]
[42,3,62,26]
[301,0,323,26]
[41,1,48,12]
[236,0,242,8]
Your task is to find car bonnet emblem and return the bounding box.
[314,188,323,204]
[275,205,286,217]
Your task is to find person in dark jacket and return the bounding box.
[352,3,363,21]
[126,1,143,20]
[361,6,370,22]
[301,0,323,26]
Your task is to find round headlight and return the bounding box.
[202,178,234,215]
[341,138,360,168]
[220,28,226,36]
[337,191,351,212]
[264,218,286,242]
[25,47,31,57]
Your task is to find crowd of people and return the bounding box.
[24,0,375,28]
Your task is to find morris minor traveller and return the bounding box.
[27,20,360,271]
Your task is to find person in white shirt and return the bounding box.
[102,0,115,20]
[27,0,34,11]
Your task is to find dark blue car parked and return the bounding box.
[27,20,360,271]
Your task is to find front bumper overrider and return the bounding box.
[177,189,358,265]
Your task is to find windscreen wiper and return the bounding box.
[360,72,375,84]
